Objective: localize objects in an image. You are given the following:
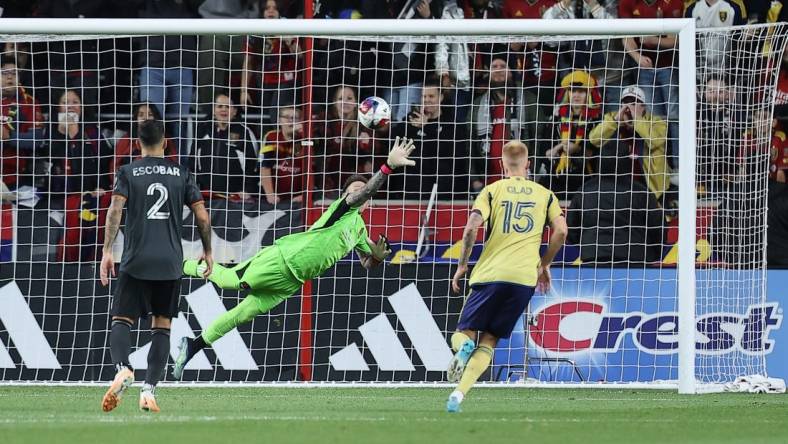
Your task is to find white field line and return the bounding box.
[0,414,783,426]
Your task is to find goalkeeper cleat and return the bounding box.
[183,259,207,278]
[446,394,462,413]
[172,336,192,380]
[447,338,475,383]
[139,386,160,413]
[101,366,134,412]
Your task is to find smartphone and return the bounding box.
[58,112,79,124]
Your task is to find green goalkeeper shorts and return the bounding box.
[239,245,303,304]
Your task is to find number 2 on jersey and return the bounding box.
[146,182,170,220]
[500,200,535,233]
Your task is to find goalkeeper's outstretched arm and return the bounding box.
[345,137,416,208]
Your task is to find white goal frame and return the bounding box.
[0,17,698,393]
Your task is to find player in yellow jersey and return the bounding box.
[446,140,568,413]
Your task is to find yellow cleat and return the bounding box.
[101,367,134,412]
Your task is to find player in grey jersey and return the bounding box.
[99,120,213,413]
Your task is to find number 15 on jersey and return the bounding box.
[500,200,535,233]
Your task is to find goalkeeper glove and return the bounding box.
[385,136,417,170]
[370,234,392,262]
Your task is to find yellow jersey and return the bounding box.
[468,176,563,288]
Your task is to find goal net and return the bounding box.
[0,19,785,391]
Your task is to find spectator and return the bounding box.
[542,0,614,72]
[535,70,602,200]
[454,0,504,84]
[767,180,788,267]
[32,1,104,119]
[567,144,664,265]
[541,0,623,108]
[469,54,538,193]
[239,1,301,121]
[686,0,746,27]
[772,46,788,121]
[752,0,786,24]
[697,75,737,193]
[310,2,392,106]
[196,0,255,105]
[588,86,670,202]
[502,0,555,18]
[2,42,33,89]
[112,103,178,175]
[435,0,473,123]
[387,0,443,122]
[619,0,683,166]
[711,108,769,266]
[393,80,469,200]
[260,106,305,205]
[1,55,44,189]
[502,0,558,108]
[192,92,260,200]
[740,108,788,183]
[44,89,112,262]
[685,0,746,73]
[315,85,381,196]
[460,0,501,18]
[768,122,788,184]
[137,0,200,157]
[45,89,112,200]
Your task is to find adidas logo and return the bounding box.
[131,284,257,371]
[0,281,257,372]
[329,283,453,371]
[0,282,61,369]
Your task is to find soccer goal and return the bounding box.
[0,17,785,394]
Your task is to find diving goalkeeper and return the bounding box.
[172,137,416,379]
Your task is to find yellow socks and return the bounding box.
[451,331,473,352]
[457,345,493,395]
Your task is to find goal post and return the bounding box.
[677,21,697,395]
[1,17,785,393]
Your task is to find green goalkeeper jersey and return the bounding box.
[275,197,373,282]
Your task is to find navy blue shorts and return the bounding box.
[456,282,535,339]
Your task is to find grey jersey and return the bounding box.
[113,156,203,280]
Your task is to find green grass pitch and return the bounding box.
[1,386,786,444]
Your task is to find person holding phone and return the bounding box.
[46,89,111,200]
[390,79,469,201]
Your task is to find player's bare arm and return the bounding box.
[100,194,127,286]
[537,215,568,293]
[346,136,416,208]
[452,211,484,294]
[191,200,214,278]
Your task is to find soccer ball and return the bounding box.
[358,96,391,130]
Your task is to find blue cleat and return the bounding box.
[447,338,475,383]
[172,337,192,380]
[446,394,462,413]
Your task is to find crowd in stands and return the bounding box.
[2,0,788,265]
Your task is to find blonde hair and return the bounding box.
[502,140,529,168]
